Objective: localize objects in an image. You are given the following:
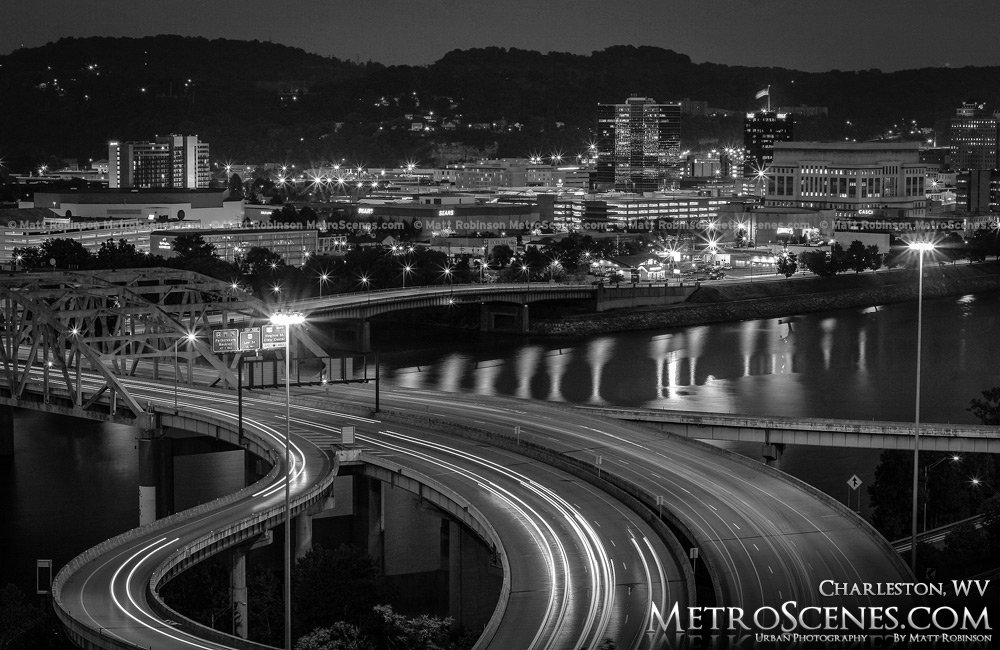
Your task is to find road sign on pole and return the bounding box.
[240,327,262,352]
[847,475,863,513]
[261,324,287,349]
[212,329,239,353]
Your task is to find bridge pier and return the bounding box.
[138,432,175,525]
[295,512,313,560]
[761,442,785,468]
[479,303,529,334]
[0,406,13,456]
[327,320,370,353]
[353,475,384,564]
[230,546,248,639]
[447,520,501,628]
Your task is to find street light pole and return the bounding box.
[270,312,305,650]
[173,332,196,412]
[174,338,180,412]
[923,454,960,532]
[909,242,933,574]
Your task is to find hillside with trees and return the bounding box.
[4,38,1000,172]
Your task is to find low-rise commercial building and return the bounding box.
[0,214,198,262]
[26,188,242,225]
[765,142,927,223]
[149,227,317,266]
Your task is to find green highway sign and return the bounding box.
[240,328,261,351]
[261,324,287,349]
[212,329,239,353]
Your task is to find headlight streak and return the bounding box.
[48,371,683,648]
[582,419,831,609]
[109,536,222,649]
[629,534,656,649]
[642,535,669,614]
[73,375,308,501]
[442,401,766,610]
[562,410,874,608]
[368,433,572,649]
[375,393,777,611]
[375,428,618,650]
[134,378,673,646]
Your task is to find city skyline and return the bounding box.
[3,0,999,73]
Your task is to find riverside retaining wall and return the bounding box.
[532,262,1000,336]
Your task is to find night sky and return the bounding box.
[2,0,998,72]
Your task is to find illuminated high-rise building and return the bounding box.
[744,111,794,182]
[595,96,681,193]
[949,102,999,172]
[109,134,210,189]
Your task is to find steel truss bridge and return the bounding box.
[0,267,326,424]
[0,268,917,650]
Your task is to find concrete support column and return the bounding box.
[515,304,529,334]
[295,513,313,560]
[352,475,384,566]
[761,442,784,468]
[244,450,269,487]
[0,405,13,456]
[138,434,174,525]
[479,303,492,332]
[356,320,371,354]
[447,520,461,624]
[230,546,248,639]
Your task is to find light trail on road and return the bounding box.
[53,374,682,650]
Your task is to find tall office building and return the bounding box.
[109,135,210,189]
[744,111,794,181]
[595,96,681,193]
[949,102,999,171]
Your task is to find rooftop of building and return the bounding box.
[773,141,921,151]
[34,187,227,196]
[152,227,316,236]
[0,207,53,224]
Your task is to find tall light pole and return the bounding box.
[318,272,329,298]
[173,332,197,412]
[909,241,934,574]
[360,275,371,306]
[269,312,305,650]
[442,266,453,297]
[923,454,961,531]
[402,264,412,289]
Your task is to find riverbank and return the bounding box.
[531,261,1000,336]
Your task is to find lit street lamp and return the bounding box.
[402,264,413,288]
[173,332,197,412]
[318,272,329,298]
[359,275,371,306]
[442,266,453,296]
[969,477,999,495]
[909,241,935,574]
[922,454,961,531]
[269,311,306,650]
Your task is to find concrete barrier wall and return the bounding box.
[51,409,282,650]
[617,417,917,582]
[595,285,698,312]
[351,453,512,650]
[373,409,706,608]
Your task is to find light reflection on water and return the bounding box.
[3,292,998,593]
[378,292,1000,424]
[375,292,1000,522]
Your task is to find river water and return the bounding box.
[3,291,998,594]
